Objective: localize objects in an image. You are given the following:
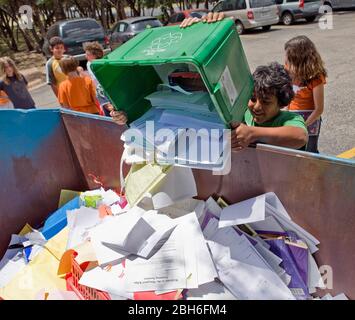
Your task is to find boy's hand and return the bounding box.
[180,12,225,28]
[230,122,255,150]
[104,103,128,125]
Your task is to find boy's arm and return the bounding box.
[306,84,324,126]
[46,59,58,96]
[231,123,308,150]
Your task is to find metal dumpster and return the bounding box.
[0,109,354,298]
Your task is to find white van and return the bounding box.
[212,0,280,34]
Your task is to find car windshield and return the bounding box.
[62,20,104,40]
[130,19,162,31]
[249,0,275,8]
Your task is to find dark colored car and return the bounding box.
[109,17,163,50]
[167,9,209,25]
[276,0,321,25]
[42,18,110,60]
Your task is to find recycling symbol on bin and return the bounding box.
[143,32,183,56]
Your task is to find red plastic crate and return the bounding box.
[66,255,110,300]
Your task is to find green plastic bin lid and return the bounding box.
[91,19,253,126]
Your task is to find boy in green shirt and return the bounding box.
[231,62,308,150]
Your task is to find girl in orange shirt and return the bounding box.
[284,36,327,153]
[58,57,99,114]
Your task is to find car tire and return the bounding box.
[235,21,245,35]
[323,2,332,13]
[262,25,272,31]
[305,16,317,23]
[323,2,332,9]
[282,12,294,25]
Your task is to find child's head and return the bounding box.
[249,62,294,124]
[49,36,65,59]
[284,35,327,83]
[83,42,104,62]
[0,57,22,83]
[59,57,79,75]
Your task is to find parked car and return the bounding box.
[109,17,162,50]
[322,0,355,9]
[212,0,280,34]
[276,0,321,25]
[42,18,110,61]
[167,9,209,25]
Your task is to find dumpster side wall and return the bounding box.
[0,110,87,256]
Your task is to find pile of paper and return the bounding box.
[0,169,340,300]
[122,86,228,169]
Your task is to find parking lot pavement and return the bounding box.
[32,10,355,156]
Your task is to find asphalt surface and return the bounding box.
[31,10,355,156]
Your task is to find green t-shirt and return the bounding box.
[243,109,307,132]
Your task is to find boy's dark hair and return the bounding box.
[253,62,294,107]
[83,41,104,59]
[59,56,79,75]
[49,36,64,48]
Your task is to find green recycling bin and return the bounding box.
[91,19,253,126]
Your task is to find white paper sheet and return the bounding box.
[175,212,218,286]
[66,206,102,249]
[266,203,320,253]
[124,213,202,292]
[148,167,197,210]
[186,280,236,300]
[89,208,145,265]
[265,192,291,220]
[205,197,223,218]
[158,198,204,219]
[0,253,27,288]
[249,216,285,233]
[219,194,266,227]
[125,236,187,292]
[333,293,348,300]
[307,251,325,290]
[208,240,295,300]
[78,265,132,299]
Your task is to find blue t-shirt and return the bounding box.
[0,75,35,109]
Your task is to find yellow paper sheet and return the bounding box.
[125,163,172,207]
[58,189,81,208]
[0,227,69,300]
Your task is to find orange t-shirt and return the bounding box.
[289,74,326,111]
[0,90,10,104]
[58,76,98,114]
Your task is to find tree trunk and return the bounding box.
[91,0,97,19]
[100,0,108,30]
[196,1,200,8]
[168,2,175,15]
[73,0,87,18]
[53,0,66,21]
[204,0,209,9]
[19,27,35,51]
[126,0,140,16]
[0,10,18,51]
[116,0,127,20]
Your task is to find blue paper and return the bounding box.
[42,196,80,240]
